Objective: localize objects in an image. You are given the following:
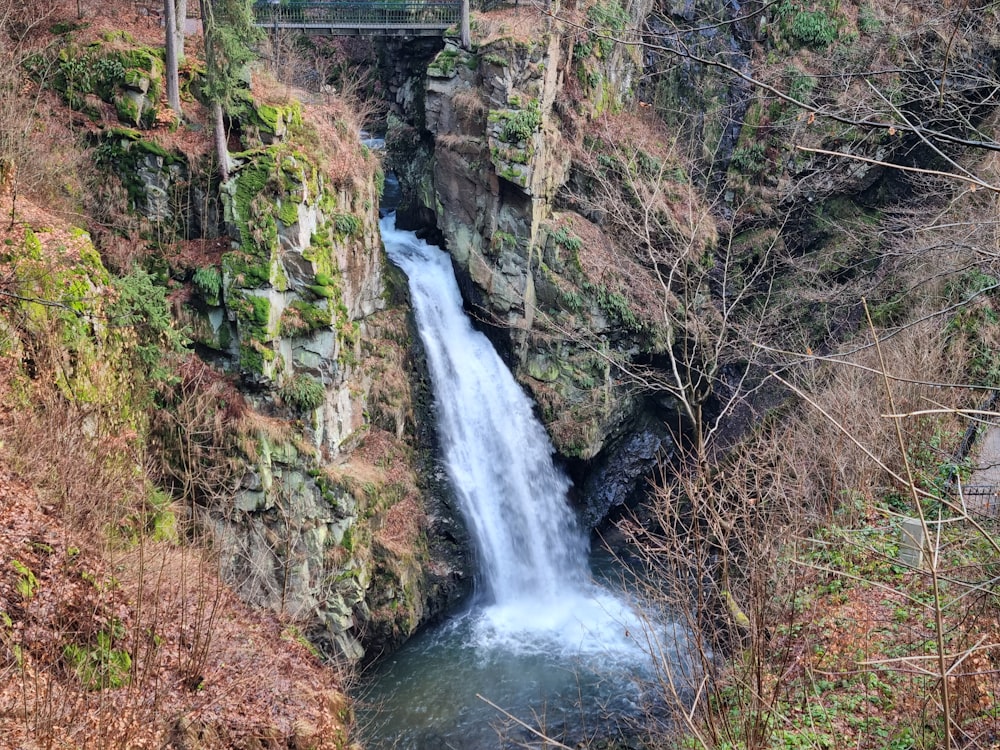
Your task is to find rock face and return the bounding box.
[76,83,472,661]
[385,1,689,522]
[181,95,469,660]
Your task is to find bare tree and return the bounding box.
[164,0,182,114]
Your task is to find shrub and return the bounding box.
[858,7,881,34]
[497,105,542,143]
[192,266,222,305]
[787,68,817,104]
[333,213,362,237]
[63,629,132,690]
[778,2,840,49]
[108,267,188,384]
[552,226,583,253]
[279,373,325,412]
[730,142,768,175]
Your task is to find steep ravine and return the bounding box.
[383,2,688,525]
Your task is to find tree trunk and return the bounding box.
[213,101,229,182]
[175,0,187,62]
[164,0,182,114]
[199,0,228,181]
[460,0,470,50]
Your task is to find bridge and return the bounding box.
[253,1,464,36]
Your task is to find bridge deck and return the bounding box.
[254,1,462,33]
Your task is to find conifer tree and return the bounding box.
[198,0,261,180]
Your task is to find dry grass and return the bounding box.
[471,3,553,47]
[0,372,352,749]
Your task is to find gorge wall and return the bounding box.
[384,2,693,524]
[380,0,1000,532]
[27,32,472,662]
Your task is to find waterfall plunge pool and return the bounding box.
[359,216,695,749]
[358,554,694,749]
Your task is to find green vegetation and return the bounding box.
[787,67,817,104]
[490,99,542,144]
[11,560,37,600]
[729,142,768,175]
[776,0,841,49]
[575,0,629,59]
[200,0,262,111]
[108,266,188,385]
[280,300,332,337]
[22,40,166,127]
[427,47,461,77]
[279,373,325,412]
[63,628,131,690]
[858,7,882,34]
[333,213,362,237]
[192,266,222,306]
[551,227,582,254]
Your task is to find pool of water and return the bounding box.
[358,553,695,749]
[359,596,649,748]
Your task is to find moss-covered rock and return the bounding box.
[95,128,188,225]
[33,41,164,127]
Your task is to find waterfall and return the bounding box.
[381,214,644,655]
[365,215,698,749]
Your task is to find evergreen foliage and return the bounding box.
[279,373,325,412]
[200,0,262,109]
[108,267,188,384]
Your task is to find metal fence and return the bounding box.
[253,1,462,28]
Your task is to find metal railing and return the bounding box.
[253,1,462,29]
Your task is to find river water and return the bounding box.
[360,216,688,749]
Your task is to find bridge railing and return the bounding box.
[253,1,462,27]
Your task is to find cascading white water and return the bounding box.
[363,214,697,750]
[381,214,645,656]
[383,218,587,600]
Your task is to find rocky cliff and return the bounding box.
[385,1,698,522]
[28,28,470,662]
[381,0,1000,529]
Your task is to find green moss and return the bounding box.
[244,294,271,329]
[279,300,332,337]
[223,250,271,288]
[226,146,320,281]
[256,103,281,132]
[239,344,265,374]
[42,42,162,124]
[93,129,184,214]
[114,94,140,125]
[230,151,277,245]
[277,200,299,226]
[252,99,303,136]
[307,284,337,299]
[303,222,340,280]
